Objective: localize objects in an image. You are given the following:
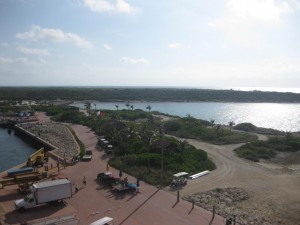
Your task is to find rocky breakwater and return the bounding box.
[183,187,277,225]
[19,122,79,160]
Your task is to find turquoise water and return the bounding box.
[71,101,300,132]
[0,127,36,172]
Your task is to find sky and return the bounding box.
[0,0,300,89]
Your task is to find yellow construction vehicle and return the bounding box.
[0,171,42,193]
[26,147,47,167]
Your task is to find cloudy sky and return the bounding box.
[0,0,300,88]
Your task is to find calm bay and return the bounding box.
[72,101,300,132]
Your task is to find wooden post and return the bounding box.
[177,190,180,202]
[192,200,194,210]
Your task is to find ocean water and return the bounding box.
[0,128,36,172]
[71,101,300,132]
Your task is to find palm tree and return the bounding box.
[115,104,119,111]
[229,121,235,131]
[285,131,292,140]
[216,124,221,135]
[140,122,157,173]
[186,114,192,128]
[210,119,215,128]
[159,125,165,187]
[178,139,187,153]
[146,105,151,113]
[84,102,91,113]
[125,102,130,110]
[94,103,96,111]
[130,105,134,110]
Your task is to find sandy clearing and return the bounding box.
[180,139,300,225]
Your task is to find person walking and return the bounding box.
[136,178,140,193]
[75,183,79,193]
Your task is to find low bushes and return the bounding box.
[235,136,300,161]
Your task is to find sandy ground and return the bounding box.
[181,139,300,225]
[0,112,224,225]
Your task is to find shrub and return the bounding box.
[234,123,256,131]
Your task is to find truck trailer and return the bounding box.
[15,179,72,212]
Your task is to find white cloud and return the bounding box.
[168,42,183,49]
[104,44,112,50]
[226,0,291,23]
[0,42,9,47]
[84,0,139,13]
[209,0,297,44]
[121,57,148,65]
[16,25,92,48]
[15,58,46,65]
[0,57,46,65]
[18,46,50,56]
[0,57,13,64]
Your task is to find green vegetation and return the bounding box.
[234,123,256,131]
[234,123,284,135]
[164,117,258,145]
[235,136,300,162]
[69,127,85,158]
[109,137,216,185]
[31,105,216,186]
[1,87,300,102]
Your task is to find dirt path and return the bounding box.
[182,139,300,225]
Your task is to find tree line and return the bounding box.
[1,87,300,102]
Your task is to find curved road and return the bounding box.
[179,137,300,225]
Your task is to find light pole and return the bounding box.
[159,124,165,188]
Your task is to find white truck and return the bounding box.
[82,150,93,161]
[15,179,72,212]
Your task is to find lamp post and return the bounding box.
[159,124,165,188]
